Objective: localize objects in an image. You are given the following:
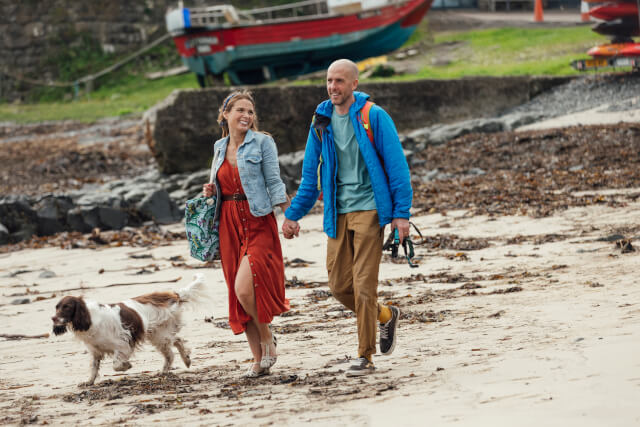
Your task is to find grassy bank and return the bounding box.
[403,25,605,79]
[0,74,197,123]
[0,24,606,123]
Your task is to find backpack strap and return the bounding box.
[358,101,386,170]
[311,114,324,192]
[358,101,375,144]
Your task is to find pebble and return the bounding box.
[39,270,56,278]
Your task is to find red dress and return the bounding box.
[217,160,289,334]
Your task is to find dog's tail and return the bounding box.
[176,273,212,309]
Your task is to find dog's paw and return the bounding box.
[78,381,95,387]
[184,355,191,368]
[113,361,132,372]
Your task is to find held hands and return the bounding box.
[282,218,300,239]
[202,183,215,197]
[390,218,410,244]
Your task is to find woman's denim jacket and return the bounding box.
[210,129,287,219]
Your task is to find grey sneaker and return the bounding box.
[379,305,400,355]
[345,357,375,377]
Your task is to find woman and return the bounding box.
[203,90,290,377]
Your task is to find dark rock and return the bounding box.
[171,190,192,216]
[97,206,129,229]
[0,223,8,245]
[34,195,73,236]
[67,204,131,232]
[66,206,100,233]
[11,298,30,305]
[136,189,181,224]
[278,150,306,192]
[120,183,164,204]
[0,196,38,243]
[75,192,122,207]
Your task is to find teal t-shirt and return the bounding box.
[331,109,377,214]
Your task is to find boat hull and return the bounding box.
[170,0,432,84]
[589,2,638,21]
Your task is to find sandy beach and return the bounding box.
[2,194,639,425]
[2,72,640,426]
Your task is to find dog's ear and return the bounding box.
[71,298,91,332]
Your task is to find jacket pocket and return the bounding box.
[245,155,262,164]
[244,155,263,183]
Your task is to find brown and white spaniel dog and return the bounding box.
[52,274,209,386]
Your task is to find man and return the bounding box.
[282,59,412,376]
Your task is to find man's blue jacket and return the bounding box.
[285,91,413,238]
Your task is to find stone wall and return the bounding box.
[146,75,573,174]
[0,0,171,100]
[0,0,269,101]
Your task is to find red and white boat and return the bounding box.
[166,0,432,85]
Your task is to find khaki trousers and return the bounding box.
[327,210,384,359]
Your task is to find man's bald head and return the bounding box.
[326,59,359,113]
[328,59,359,80]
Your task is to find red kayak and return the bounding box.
[587,43,634,57]
[620,43,640,56]
[589,2,638,20]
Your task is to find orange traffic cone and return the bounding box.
[580,1,590,22]
[534,0,544,22]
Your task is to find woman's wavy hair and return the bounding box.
[217,90,260,138]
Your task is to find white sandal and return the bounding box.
[260,333,278,370]
[244,362,269,378]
